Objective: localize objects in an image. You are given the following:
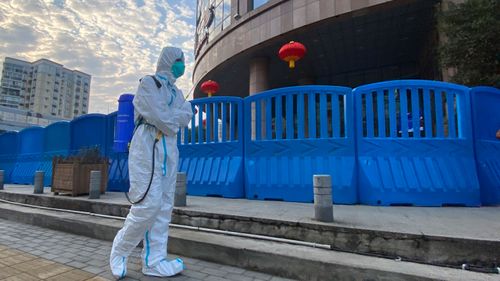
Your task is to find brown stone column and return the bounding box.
[249,57,269,140]
[438,0,463,82]
[438,0,465,136]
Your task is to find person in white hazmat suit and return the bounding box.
[110,47,193,279]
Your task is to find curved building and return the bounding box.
[193,0,452,98]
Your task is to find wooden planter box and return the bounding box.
[51,157,108,196]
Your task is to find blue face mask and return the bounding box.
[171,61,185,78]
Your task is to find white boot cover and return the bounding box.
[142,258,184,277]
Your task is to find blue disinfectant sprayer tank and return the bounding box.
[113,93,135,153]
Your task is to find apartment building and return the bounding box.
[0,57,91,119]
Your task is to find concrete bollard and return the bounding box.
[33,171,45,194]
[0,170,4,190]
[313,175,333,222]
[175,172,187,207]
[88,171,101,199]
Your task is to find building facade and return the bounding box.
[0,105,64,134]
[0,58,31,109]
[0,57,91,119]
[193,0,460,99]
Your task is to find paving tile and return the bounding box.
[28,250,44,256]
[178,257,199,265]
[98,271,115,279]
[11,258,55,272]
[26,263,73,279]
[66,261,88,269]
[200,267,228,277]
[196,260,223,269]
[85,276,113,281]
[0,266,22,279]
[53,257,74,264]
[0,254,36,266]
[220,265,246,274]
[82,265,107,275]
[182,270,208,279]
[1,272,40,281]
[0,219,294,281]
[225,273,254,281]
[39,253,59,260]
[45,269,95,281]
[85,258,106,267]
[204,276,231,281]
[73,254,93,263]
[61,251,78,258]
[243,271,273,280]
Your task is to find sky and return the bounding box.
[0,0,196,114]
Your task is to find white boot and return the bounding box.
[142,258,184,277]
[110,254,128,280]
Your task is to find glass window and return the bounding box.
[196,0,231,48]
[253,0,268,9]
[197,0,209,23]
[223,0,231,28]
[214,2,222,28]
[223,16,231,29]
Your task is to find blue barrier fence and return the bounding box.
[0,131,19,183]
[471,87,500,205]
[354,80,480,206]
[0,80,498,206]
[244,86,357,203]
[41,122,70,186]
[11,127,45,184]
[70,114,108,156]
[178,97,245,198]
[107,112,130,192]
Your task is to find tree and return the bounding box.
[438,0,500,87]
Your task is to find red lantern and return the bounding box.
[200,80,219,97]
[279,41,307,69]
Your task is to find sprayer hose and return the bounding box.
[124,133,161,205]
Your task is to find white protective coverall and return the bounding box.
[110,47,193,279]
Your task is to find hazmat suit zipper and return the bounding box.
[156,74,176,106]
[162,135,167,176]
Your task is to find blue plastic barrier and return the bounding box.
[70,114,107,156]
[114,94,135,153]
[354,80,480,206]
[244,86,357,203]
[107,111,130,192]
[107,151,129,192]
[471,87,500,205]
[178,97,245,198]
[41,121,70,186]
[2,80,494,207]
[0,132,19,183]
[106,112,117,155]
[11,127,45,184]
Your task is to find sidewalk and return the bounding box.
[0,219,295,281]
[4,184,500,240]
[0,245,105,281]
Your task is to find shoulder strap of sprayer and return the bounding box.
[139,75,162,89]
[132,75,163,140]
[125,76,164,205]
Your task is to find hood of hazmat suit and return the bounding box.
[110,47,192,279]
